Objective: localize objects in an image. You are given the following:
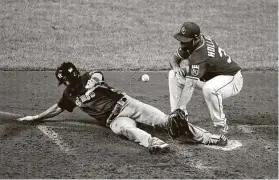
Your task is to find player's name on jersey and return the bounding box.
[75,91,95,106]
[204,35,215,58]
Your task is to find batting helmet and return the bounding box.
[55,62,80,87]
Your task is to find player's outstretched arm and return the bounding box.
[17,103,64,122]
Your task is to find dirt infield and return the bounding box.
[0,71,278,179]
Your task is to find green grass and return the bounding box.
[0,0,277,71]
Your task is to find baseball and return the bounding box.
[141,74,150,82]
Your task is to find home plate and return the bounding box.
[201,140,243,151]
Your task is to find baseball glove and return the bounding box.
[167,109,188,139]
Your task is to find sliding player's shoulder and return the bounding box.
[87,71,104,81]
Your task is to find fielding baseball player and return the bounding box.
[18,62,228,154]
[169,22,243,135]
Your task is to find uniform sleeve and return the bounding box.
[88,71,104,82]
[85,71,105,89]
[57,95,76,112]
[188,61,208,79]
[175,47,190,60]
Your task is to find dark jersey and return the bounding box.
[57,71,124,124]
[175,34,241,81]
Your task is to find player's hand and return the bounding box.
[173,67,187,84]
[17,115,39,122]
[174,67,187,77]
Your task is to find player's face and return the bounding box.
[180,37,201,50]
[62,76,81,90]
[180,40,193,50]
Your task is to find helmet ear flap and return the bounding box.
[55,62,80,86]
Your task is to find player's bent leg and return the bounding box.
[196,79,206,89]
[202,77,230,131]
[110,117,169,154]
[166,109,228,146]
[110,117,150,147]
[118,95,169,127]
[168,70,185,112]
[187,123,228,146]
[176,77,197,115]
[230,70,243,97]
[202,72,243,135]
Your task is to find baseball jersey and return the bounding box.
[58,71,124,124]
[175,34,241,81]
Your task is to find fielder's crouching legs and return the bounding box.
[167,109,228,146]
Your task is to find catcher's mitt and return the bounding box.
[167,109,188,139]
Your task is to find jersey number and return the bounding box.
[218,47,232,63]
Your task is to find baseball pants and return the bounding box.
[109,95,223,147]
[169,70,243,128]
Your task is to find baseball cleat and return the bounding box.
[209,134,228,146]
[215,135,228,146]
[148,137,170,155]
[214,124,229,135]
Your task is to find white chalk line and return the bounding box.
[201,140,243,151]
[173,144,219,171]
[192,159,219,170]
[236,124,278,134]
[37,125,76,156]
[186,140,243,171]
[36,122,104,156]
[0,110,76,156]
[0,111,22,117]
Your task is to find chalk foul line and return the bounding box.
[236,125,278,134]
[37,125,76,156]
[0,111,22,117]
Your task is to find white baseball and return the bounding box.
[141,74,150,82]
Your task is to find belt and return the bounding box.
[106,96,127,126]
